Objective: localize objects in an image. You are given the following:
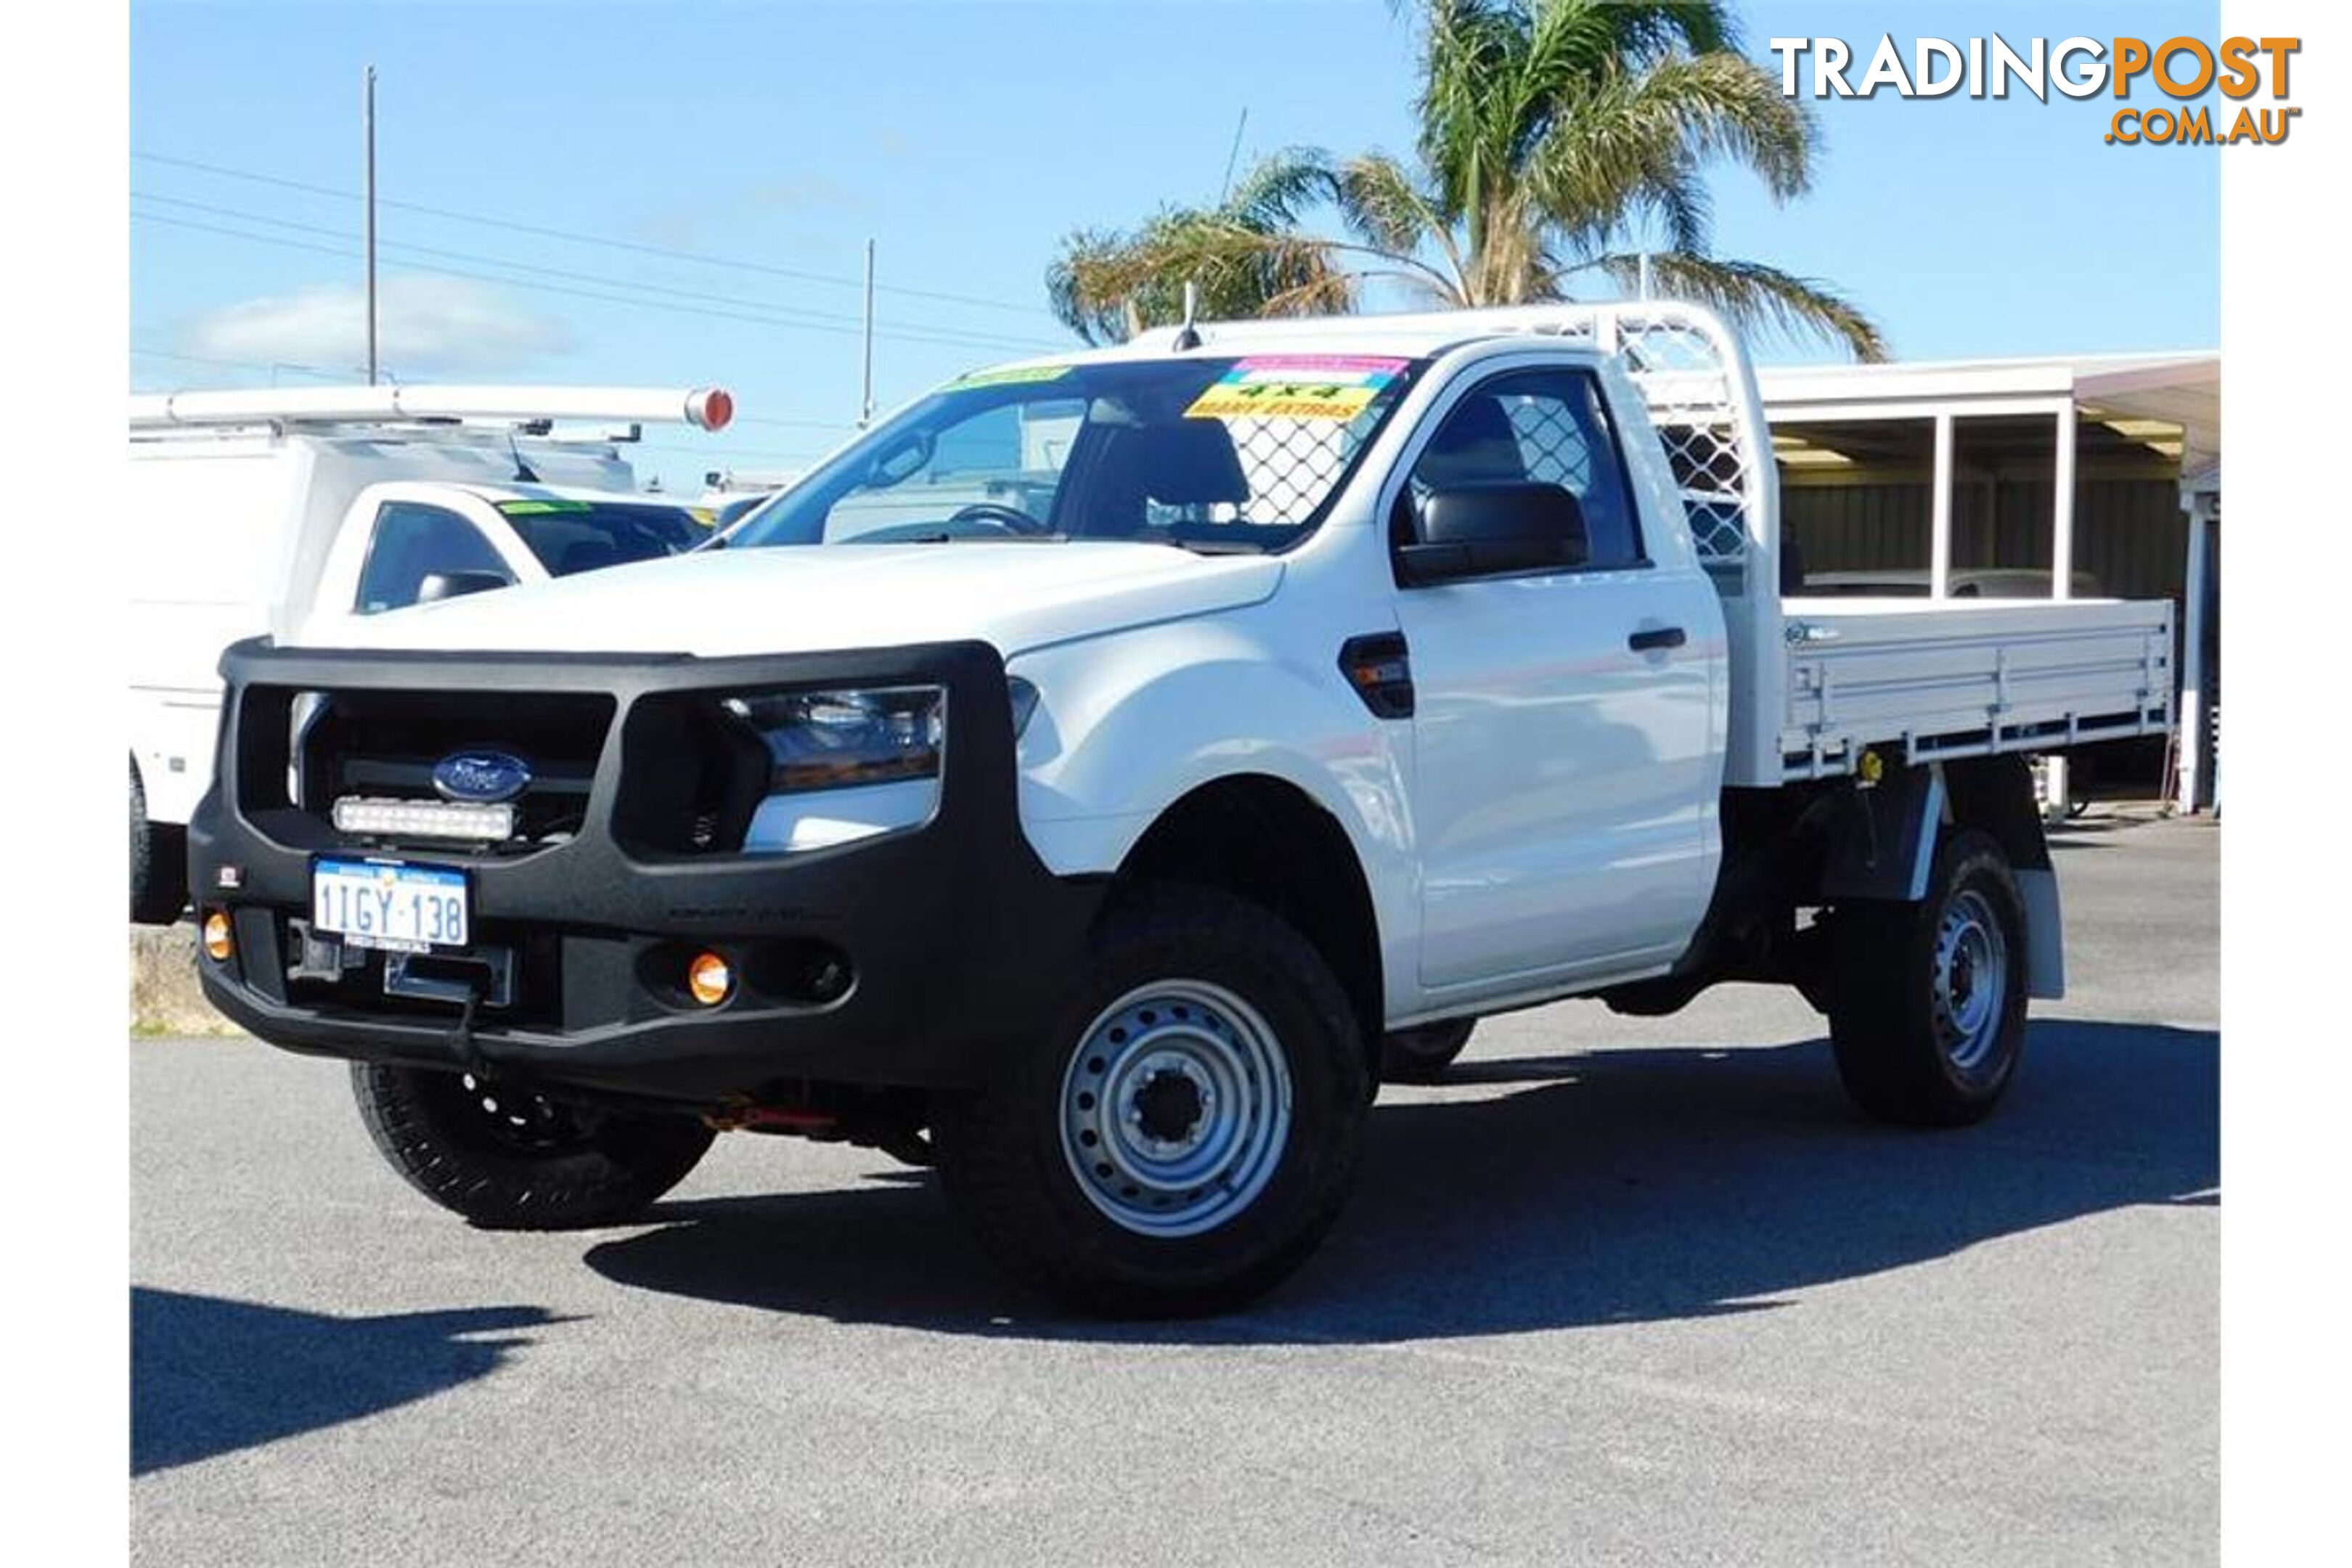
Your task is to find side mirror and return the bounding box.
[415,570,511,605]
[1395,483,1586,586]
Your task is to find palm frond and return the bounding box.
[1048,207,1372,340]
[1331,151,1471,298]
[1222,148,1340,230]
[1591,250,1889,362]
[1414,0,1522,219]
[1596,2,1739,65]
[1523,50,1815,256]
[1628,52,1816,202]
[1045,229,1145,344]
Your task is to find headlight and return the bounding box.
[726,685,945,793]
[727,685,946,854]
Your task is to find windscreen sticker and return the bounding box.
[494,498,595,515]
[952,363,1074,388]
[1184,355,1411,421]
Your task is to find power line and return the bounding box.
[131,344,343,377]
[734,413,860,432]
[131,149,1061,322]
[635,439,834,464]
[132,208,1062,358]
[130,190,1054,354]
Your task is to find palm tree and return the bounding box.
[1048,0,1886,360]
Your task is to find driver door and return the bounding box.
[1393,363,1721,994]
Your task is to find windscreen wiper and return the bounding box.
[1160,536,1269,556]
[862,530,1069,544]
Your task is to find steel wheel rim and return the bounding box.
[1932,890,2009,1075]
[1058,979,1294,1238]
[459,1072,591,1154]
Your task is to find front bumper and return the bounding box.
[189,637,1103,1103]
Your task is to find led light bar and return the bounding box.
[331,796,515,843]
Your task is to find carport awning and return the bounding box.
[1758,350,2219,486]
[2075,356,2219,484]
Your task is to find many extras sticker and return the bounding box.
[1185,355,1410,421]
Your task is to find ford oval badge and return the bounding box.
[433,750,533,804]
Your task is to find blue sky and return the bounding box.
[130,0,2220,491]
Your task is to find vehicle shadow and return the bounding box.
[584,1019,2215,1344]
[131,1289,558,1475]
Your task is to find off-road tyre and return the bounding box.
[933,883,1369,1317]
[1828,828,2030,1127]
[352,1063,715,1228]
[1379,1018,1476,1085]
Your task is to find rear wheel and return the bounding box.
[1379,1018,1476,1084]
[1828,829,2030,1126]
[129,761,189,926]
[934,884,1368,1316]
[352,1063,714,1228]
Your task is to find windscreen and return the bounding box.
[725,354,1423,553]
[494,499,713,576]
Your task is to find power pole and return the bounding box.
[859,238,876,427]
[364,65,379,385]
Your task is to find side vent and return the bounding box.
[1339,633,1415,719]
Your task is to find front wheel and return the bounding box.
[933,884,1369,1316]
[351,1063,715,1228]
[1827,829,2030,1127]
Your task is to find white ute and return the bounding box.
[187,306,2172,1315]
[128,384,732,922]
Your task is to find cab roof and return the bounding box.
[960,303,1636,380]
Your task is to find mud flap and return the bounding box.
[1820,764,1945,902]
[2015,865,2066,1000]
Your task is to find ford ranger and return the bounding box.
[187,304,2173,1315]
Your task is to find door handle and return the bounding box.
[1628,626,1687,653]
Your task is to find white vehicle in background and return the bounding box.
[128,385,733,923]
[700,467,804,529]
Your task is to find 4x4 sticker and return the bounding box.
[1185,355,1410,421]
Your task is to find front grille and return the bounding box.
[295,689,616,849]
[608,693,770,855]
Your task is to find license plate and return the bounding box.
[312,858,470,953]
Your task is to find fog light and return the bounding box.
[686,951,733,1007]
[201,911,234,962]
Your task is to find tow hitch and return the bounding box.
[706,1093,935,1168]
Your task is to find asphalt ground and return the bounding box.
[131,811,2217,1566]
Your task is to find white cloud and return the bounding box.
[181,274,573,377]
